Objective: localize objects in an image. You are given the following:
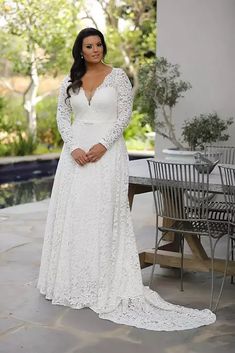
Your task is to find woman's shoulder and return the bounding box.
[62,74,71,84]
[58,75,71,91]
[113,68,132,88]
[113,67,130,81]
[113,67,126,74]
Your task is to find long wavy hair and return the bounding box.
[66,28,107,101]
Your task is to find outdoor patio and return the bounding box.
[0,192,234,353]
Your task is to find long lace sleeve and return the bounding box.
[56,76,78,153]
[99,68,133,149]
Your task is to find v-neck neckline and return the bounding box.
[81,68,114,106]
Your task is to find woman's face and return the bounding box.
[82,35,104,63]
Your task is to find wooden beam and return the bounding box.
[139,249,235,275]
[184,234,208,260]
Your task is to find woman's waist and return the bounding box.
[73,118,116,125]
[72,120,114,141]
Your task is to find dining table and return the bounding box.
[128,158,235,275]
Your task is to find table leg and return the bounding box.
[128,184,136,210]
[128,183,152,210]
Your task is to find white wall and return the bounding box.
[156,0,235,156]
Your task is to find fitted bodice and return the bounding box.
[70,86,118,124]
[56,67,133,152]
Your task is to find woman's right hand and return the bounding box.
[71,148,89,166]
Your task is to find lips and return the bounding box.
[92,55,100,58]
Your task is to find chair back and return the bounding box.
[205,146,235,164]
[219,165,235,225]
[147,160,210,222]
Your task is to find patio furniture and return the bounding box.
[205,145,235,164]
[147,160,229,310]
[214,164,235,310]
[128,158,235,277]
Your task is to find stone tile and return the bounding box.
[0,199,49,215]
[0,283,67,326]
[0,153,60,166]
[0,325,78,353]
[0,283,36,314]
[61,308,121,333]
[2,241,42,268]
[71,335,185,353]
[0,233,32,253]
[0,216,46,241]
[0,215,8,222]
[0,196,234,353]
[71,325,235,353]
[0,260,39,286]
[0,316,24,335]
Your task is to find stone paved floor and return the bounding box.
[0,193,234,353]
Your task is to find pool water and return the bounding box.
[0,152,153,209]
[0,176,54,209]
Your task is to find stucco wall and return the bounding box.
[156,0,235,155]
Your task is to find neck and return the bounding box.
[85,61,104,72]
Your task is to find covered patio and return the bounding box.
[0,193,234,353]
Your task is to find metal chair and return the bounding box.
[215,165,235,310]
[147,160,229,310]
[205,145,235,164]
[205,145,235,283]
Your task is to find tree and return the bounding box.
[182,113,234,150]
[83,0,156,93]
[137,57,192,149]
[0,0,82,137]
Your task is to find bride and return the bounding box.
[37,27,216,331]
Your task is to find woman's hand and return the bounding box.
[71,148,89,166]
[87,143,107,162]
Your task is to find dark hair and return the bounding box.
[66,28,107,100]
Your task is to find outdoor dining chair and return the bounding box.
[205,145,235,165]
[147,160,230,311]
[214,164,235,310]
[204,145,235,228]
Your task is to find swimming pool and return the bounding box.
[0,176,54,208]
[0,151,154,208]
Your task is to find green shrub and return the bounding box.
[36,96,62,148]
[0,143,12,156]
[33,143,61,155]
[182,113,234,150]
[124,110,152,139]
[12,131,38,156]
[124,110,154,150]
[0,96,27,132]
[0,96,36,156]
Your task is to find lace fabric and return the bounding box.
[56,68,133,152]
[98,68,134,149]
[56,76,77,153]
[37,68,216,331]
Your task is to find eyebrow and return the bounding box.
[84,41,102,45]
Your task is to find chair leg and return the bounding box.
[208,233,215,310]
[180,235,184,292]
[149,215,159,289]
[231,238,234,284]
[213,234,230,312]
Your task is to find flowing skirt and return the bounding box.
[37,121,216,331]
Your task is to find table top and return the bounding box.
[128,158,232,194]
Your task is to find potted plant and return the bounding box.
[138,58,234,161]
[182,112,233,151]
[137,57,191,150]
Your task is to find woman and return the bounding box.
[37,28,216,331]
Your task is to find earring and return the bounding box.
[81,53,84,59]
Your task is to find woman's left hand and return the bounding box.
[87,143,107,162]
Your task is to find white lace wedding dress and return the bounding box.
[37,67,216,331]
